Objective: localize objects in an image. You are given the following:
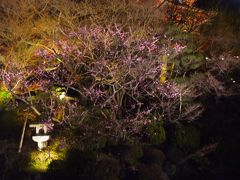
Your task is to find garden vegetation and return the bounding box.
[0,0,239,179]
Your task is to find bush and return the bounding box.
[145,123,166,145]
[174,125,200,150]
[0,88,12,108]
[0,0,205,146]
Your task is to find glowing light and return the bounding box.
[59,92,66,100]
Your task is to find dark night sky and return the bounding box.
[196,0,240,10]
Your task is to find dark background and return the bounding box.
[196,0,240,10]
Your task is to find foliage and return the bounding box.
[174,125,200,150]
[145,123,166,145]
[164,0,216,32]
[0,88,12,108]
[0,25,198,139]
[0,111,21,140]
[27,139,67,172]
[197,6,240,54]
[0,0,209,145]
[180,53,204,71]
[0,0,239,179]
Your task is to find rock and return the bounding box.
[142,146,165,166]
[137,163,165,180]
[164,161,177,176]
[93,155,120,180]
[121,145,144,165]
[166,146,183,163]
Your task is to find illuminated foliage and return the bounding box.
[28,151,54,172]
[0,0,216,146]
[27,139,67,172]
[0,1,239,179]
[0,87,12,108]
[163,1,217,32]
[0,22,206,142]
[145,123,166,145]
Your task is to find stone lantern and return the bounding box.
[29,124,50,151]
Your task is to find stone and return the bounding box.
[30,124,51,151]
[32,135,50,151]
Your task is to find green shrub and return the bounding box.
[145,123,166,145]
[0,88,12,108]
[27,139,67,172]
[180,53,204,71]
[174,125,200,150]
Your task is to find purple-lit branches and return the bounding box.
[0,25,201,136]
